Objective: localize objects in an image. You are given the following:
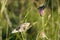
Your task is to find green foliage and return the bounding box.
[0,0,59,40]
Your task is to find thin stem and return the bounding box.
[21,32,26,40]
[1,0,8,14]
[4,8,12,27]
[42,16,44,31]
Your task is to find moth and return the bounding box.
[12,23,30,33]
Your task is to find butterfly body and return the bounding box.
[38,5,46,10]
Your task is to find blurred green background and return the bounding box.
[0,0,60,40]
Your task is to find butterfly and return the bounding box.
[38,5,46,16]
[12,23,30,33]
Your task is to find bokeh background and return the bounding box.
[0,0,60,40]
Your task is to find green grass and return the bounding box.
[0,0,59,40]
